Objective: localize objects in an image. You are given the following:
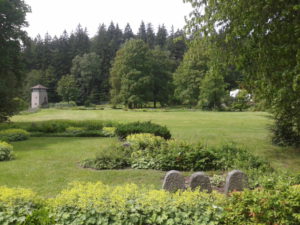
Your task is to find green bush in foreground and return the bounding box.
[0,129,29,142]
[0,182,299,224]
[115,121,171,140]
[0,141,14,161]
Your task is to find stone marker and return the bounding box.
[224,170,248,194]
[189,172,212,193]
[162,170,185,192]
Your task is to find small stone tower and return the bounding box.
[31,84,48,108]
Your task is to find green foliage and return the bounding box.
[0,186,41,224]
[126,133,165,150]
[102,127,116,137]
[184,0,300,146]
[0,120,110,135]
[198,66,227,110]
[115,121,171,140]
[56,74,79,103]
[173,40,209,106]
[71,52,103,104]
[80,145,130,170]
[110,39,153,108]
[1,182,299,224]
[0,141,14,161]
[0,0,30,122]
[223,185,300,224]
[49,182,224,225]
[0,129,29,142]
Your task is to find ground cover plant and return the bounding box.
[0,182,299,225]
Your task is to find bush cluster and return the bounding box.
[82,133,271,173]
[115,121,171,140]
[0,141,14,161]
[0,129,29,142]
[0,182,299,225]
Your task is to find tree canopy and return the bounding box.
[184,0,300,145]
[0,0,30,121]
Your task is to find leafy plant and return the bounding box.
[0,141,14,161]
[0,128,29,142]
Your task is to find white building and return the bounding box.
[31,84,48,108]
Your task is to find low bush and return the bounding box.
[115,121,171,140]
[80,145,130,170]
[0,129,29,142]
[0,186,43,224]
[102,127,116,137]
[0,141,14,161]
[1,182,299,224]
[126,133,165,150]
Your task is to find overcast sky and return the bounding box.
[24,0,193,38]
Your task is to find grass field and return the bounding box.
[0,108,299,196]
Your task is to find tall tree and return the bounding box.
[137,21,147,42]
[184,0,300,146]
[0,0,30,121]
[156,25,168,48]
[69,24,90,58]
[71,53,103,104]
[150,47,173,107]
[123,23,134,41]
[173,40,209,106]
[56,74,79,102]
[110,39,152,108]
[146,23,155,48]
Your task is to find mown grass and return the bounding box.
[0,137,164,197]
[0,108,299,196]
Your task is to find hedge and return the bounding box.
[0,182,299,224]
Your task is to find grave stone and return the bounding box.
[189,172,212,193]
[162,170,185,192]
[224,170,248,194]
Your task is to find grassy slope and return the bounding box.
[0,108,299,196]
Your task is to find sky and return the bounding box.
[24,0,193,38]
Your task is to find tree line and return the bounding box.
[22,22,187,106]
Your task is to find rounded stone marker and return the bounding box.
[189,172,212,193]
[224,170,248,194]
[162,170,185,192]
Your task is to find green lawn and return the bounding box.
[0,108,299,196]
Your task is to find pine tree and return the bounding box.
[123,23,134,41]
[137,21,147,42]
[156,25,168,48]
[146,23,155,48]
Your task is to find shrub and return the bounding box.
[102,127,116,137]
[0,141,14,161]
[49,182,224,225]
[0,129,29,142]
[80,145,130,170]
[0,186,42,224]
[126,133,165,150]
[115,121,171,140]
